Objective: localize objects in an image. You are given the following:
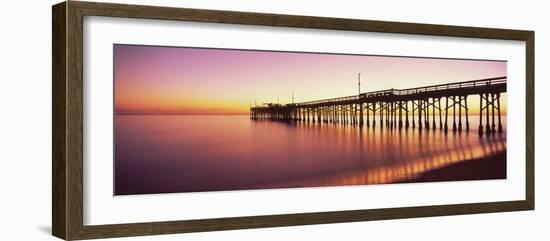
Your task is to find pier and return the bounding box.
[250,76,506,135]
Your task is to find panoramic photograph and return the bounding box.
[113,44,507,195]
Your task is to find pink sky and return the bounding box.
[114,44,506,115]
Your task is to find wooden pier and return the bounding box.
[250,76,506,135]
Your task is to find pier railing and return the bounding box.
[295,76,506,107]
[250,76,506,135]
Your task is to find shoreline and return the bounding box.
[400,151,507,183]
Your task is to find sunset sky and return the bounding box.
[114,44,506,115]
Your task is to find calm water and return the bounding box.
[114,115,506,195]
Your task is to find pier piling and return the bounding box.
[250,77,506,136]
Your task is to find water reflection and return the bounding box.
[252,117,505,188]
[115,115,506,195]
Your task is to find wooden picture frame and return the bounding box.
[52,1,534,240]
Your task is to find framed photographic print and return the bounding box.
[52,1,534,240]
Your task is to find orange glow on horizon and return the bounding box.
[114,45,507,115]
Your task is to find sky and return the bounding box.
[114,44,507,115]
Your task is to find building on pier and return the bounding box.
[250,76,506,135]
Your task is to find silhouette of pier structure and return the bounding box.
[250,76,506,135]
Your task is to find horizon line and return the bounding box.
[115,113,504,116]
[115,113,250,116]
